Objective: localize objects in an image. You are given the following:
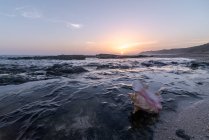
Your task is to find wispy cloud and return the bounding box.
[136,41,158,45]
[120,41,158,49]
[86,41,96,45]
[86,41,96,46]
[1,6,83,29]
[66,23,82,29]
[47,19,82,29]
[0,12,16,17]
[185,40,209,45]
[15,6,30,11]
[15,6,42,19]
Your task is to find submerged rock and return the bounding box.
[46,64,88,76]
[176,129,191,140]
[9,55,86,60]
[141,60,167,67]
[188,61,209,69]
[0,64,27,74]
[0,74,29,85]
[96,64,130,69]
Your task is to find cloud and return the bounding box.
[186,40,209,45]
[86,41,96,46]
[0,12,16,17]
[67,23,82,29]
[15,6,30,11]
[47,19,82,29]
[15,6,42,19]
[86,41,96,44]
[136,41,158,45]
[120,41,158,49]
[2,6,83,29]
[21,11,42,19]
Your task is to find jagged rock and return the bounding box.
[46,64,88,76]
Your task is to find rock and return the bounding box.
[96,54,152,59]
[0,74,29,85]
[189,61,209,70]
[9,55,86,60]
[46,64,88,76]
[96,54,118,59]
[96,64,130,69]
[141,60,167,67]
[176,129,191,140]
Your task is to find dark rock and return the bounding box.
[129,110,159,128]
[196,82,203,85]
[96,64,130,69]
[171,61,178,65]
[96,54,118,59]
[0,74,29,85]
[188,61,209,69]
[176,129,191,140]
[189,62,199,70]
[96,54,152,59]
[46,64,88,76]
[141,60,167,67]
[9,55,86,60]
[0,64,27,74]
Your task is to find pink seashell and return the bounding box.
[129,80,162,113]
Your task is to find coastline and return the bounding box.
[154,55,209,140]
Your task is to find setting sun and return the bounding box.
[1,1,209,139]
[115,42,141,55]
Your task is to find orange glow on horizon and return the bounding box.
[84,30,158,55]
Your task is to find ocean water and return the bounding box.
[0,57,208,140]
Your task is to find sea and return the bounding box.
[0,56,208,140]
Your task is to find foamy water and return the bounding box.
[0,57,208,140]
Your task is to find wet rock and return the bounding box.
[96,54,152,59]
[129,110,159,128]
[159,88,200,99]
[0,64,27,74]
[85,62,100,67]
[9,55,86,60]
[0,74,29,85]
[32,70,46,75]
[188,61,209,69]
[189,62,200,70]
[96,64,111,69]
[96,64,130,69]
[171,61,178,65]
[46,64,88,76]
[96,54,118,59]
[141,60,167,67]
[196,82,203,85]
[176,129,191,140]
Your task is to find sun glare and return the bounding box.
[117,42,140,55]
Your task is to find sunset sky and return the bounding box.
[0,0,209,55]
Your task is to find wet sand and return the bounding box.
[154,98,209,140]
[154,55,209,140]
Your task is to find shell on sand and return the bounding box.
[129,80,162,113]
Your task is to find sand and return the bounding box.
[154,55,209,140]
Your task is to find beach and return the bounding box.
[154,54,209,140]
[0,56,209,140]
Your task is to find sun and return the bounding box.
[120,51,124,55]
[118,42,140,55]
[118,44,129,55]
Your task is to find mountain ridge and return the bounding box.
[140,43,209,55]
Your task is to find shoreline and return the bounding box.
[154,98,209,140]
[154,61,209,140]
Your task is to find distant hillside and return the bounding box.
[141,43,209,55]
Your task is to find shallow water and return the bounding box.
[0,57,208,140]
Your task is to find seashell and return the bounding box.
[129,80,162,113]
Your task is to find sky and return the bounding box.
[0,0,209,55]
